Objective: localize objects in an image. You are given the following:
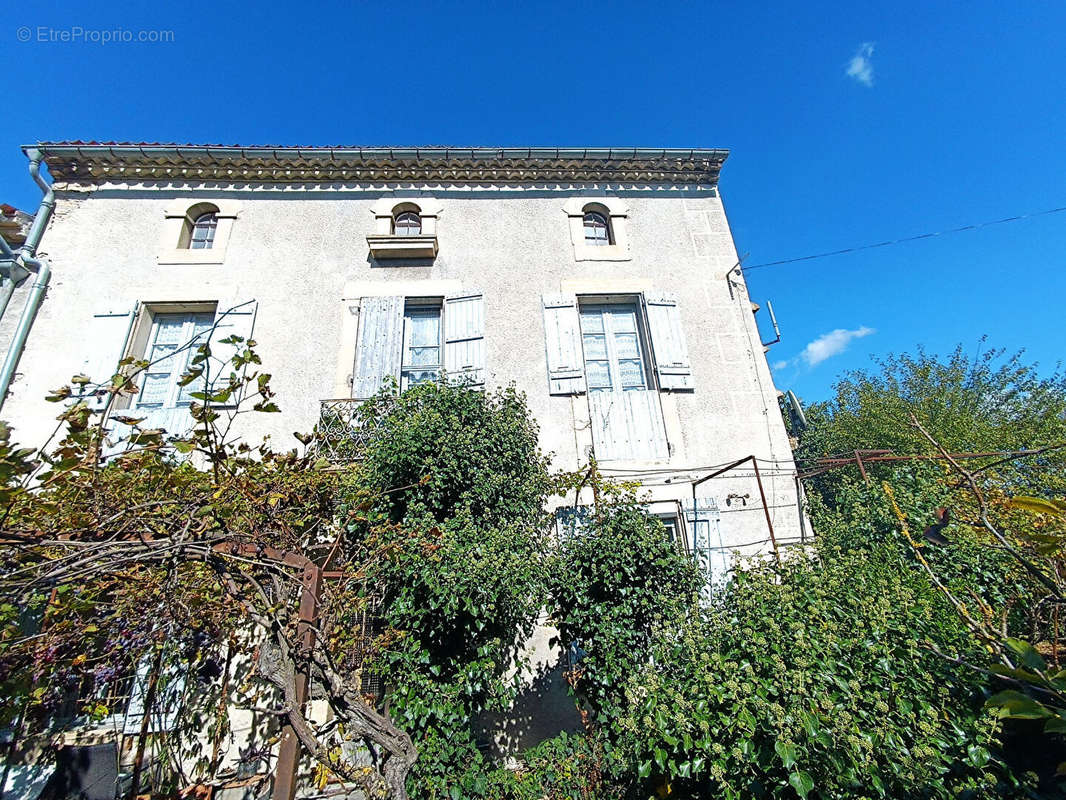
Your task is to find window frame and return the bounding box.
[188,211,218,250]
[131,309,216,412]
[578,301,654,393]
[399,299,444,390]
[582,210,611,246]
[393,210,423,236]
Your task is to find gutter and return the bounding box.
[0,148,56,411]
[30,144,730,164]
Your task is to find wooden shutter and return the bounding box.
[587,390,669,461]
[542,294,585,395]
[82,305,139,410]
[644,292,693,391]
[444,292,485,387]
[352,296,404,398]
[686,497,728,594]
[207,301,258,404]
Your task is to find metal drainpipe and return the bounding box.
[0,148,56,411]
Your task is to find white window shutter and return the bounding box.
[207,301,258,403]
[686,497,728,595]
[644,292,694,391]
[352,296,404,398]
[444,291,485,387]
[82,305,139,410]
[542,294,586,395]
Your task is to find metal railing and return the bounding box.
[315,396,402,463]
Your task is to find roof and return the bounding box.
[26,143,729,185]
[0,204,32,246]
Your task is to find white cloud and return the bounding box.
[771,360,789,371]
[800,326,875,367]
[845,42,875,87]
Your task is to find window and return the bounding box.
[400,302,442,390]
[188,212,218,249]
[367,199,441,260]
[158,200,238,264]
[579,303,650,392]
[135,312,215,410]
[564,198,629,261]
[542,292,694,462]
[582,211,610,246]
[351,293,485,398]
[393,211,422,236]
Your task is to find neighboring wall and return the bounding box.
[3,181,801,552]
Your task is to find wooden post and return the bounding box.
[273,565,322,800]
[127,646,164,800]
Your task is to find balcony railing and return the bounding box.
[316,396,402,463]
[317,398,371,462]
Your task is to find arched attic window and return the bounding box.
[178,204,221,249]
[392,204,422,235]
[582,206,611,246]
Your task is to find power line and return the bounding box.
[742,204,1066,272]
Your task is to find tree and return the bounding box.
[793,343,1066,788]
[0,330,552,799]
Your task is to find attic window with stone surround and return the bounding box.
[158,199,239,265]
[564,197,630,261]
[367,198,441,262]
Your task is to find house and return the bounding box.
[0,143,805,790]
[4,144,802,561]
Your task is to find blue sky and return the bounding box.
[2,0,1064,403]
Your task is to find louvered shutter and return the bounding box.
[81,305,139,410]
[686,497,729,595]
[207,301,258,405]
[644,292,693,391]
[352,296,404,398]
[542,294,585,395]
[444,292,485,387]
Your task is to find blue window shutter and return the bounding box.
[644,292,694,391]
[542,294,585,395]
[82,305,139,411]
[444,292,485,387]
[352,296,404,398]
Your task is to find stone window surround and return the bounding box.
[563,197,630,262]
[366,196,442,260]
[157,199,240,265]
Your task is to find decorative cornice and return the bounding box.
[27,144,729,186]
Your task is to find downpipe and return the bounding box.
[0,256,51,406]
[0,148,56,411]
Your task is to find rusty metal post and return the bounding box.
[273,564,323,800]
[750,459,781,567]
[854,450,869,484]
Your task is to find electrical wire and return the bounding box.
[742,204,1066,272]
